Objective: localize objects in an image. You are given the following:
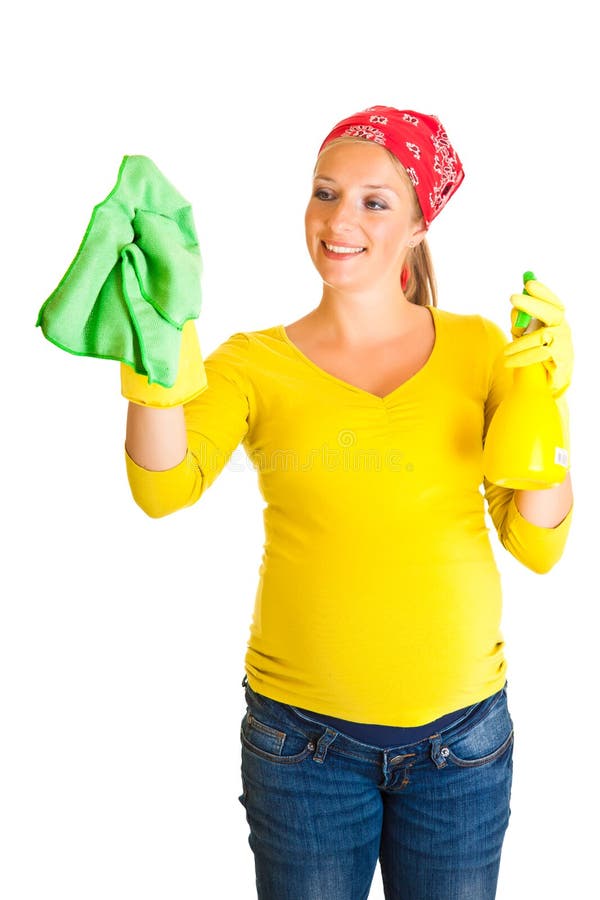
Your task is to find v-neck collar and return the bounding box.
[277,305,440,404]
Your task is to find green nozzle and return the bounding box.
[515,270,537,329]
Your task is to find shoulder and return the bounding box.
[207,324,286,360]
[434,306,509,353]
[207,325,281,350]
[202,325,283,383]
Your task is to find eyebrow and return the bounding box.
[313,175,398,192]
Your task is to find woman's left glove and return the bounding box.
[502,278,574,399]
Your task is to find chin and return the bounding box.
[322,274,369,292]
[312,259,364,288]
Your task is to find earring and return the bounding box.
[408,241,415,249]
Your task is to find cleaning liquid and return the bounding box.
[482,271,569,489]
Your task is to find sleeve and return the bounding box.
[125,332,252,518]
[480,316,573,574]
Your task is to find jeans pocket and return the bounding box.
[443,688,514,768]
[240,710,315,765]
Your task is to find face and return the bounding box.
[305,140,427,293]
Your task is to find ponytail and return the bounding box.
[405,239,437,308]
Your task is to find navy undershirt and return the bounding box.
[291,701,474,749]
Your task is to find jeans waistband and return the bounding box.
[242,675,507,756]
[290,699,475,749]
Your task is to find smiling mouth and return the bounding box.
[322,241,366,255]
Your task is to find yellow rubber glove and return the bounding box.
[503,278,574,399]
[120,319,208,407]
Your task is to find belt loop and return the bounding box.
[312,728,338,764]
[429,734,449,769]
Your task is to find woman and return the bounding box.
[123,107,574,899]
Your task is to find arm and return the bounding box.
[125,404,187,471]
[514,470,573,528]
[123,332,252,518]
[122,316,204,471]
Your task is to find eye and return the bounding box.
[364,197,388,210]
[313,188,334,201]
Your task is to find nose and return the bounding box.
[325,196,356,234]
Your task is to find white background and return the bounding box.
[2,1,598,897]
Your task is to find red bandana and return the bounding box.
[318,106,465,228]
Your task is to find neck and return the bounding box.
[307,283,421,348]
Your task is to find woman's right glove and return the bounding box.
[36,154,206,404]
[120,319,207,407]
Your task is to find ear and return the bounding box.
[409,219,428,247]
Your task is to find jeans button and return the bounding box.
[441,747,450,757]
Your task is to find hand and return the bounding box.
[121,319,208,407]
[503,278,574,398]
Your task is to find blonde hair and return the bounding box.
[315,137,438,307]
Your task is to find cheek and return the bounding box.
[304,203,320,235]
[376,219,412,253]
[304,211,320,260]
[305,212,325,258]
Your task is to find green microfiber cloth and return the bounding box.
[36,155,202,387]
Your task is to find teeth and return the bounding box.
[324,243,364,254]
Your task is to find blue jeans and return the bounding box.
[238,679,514,899]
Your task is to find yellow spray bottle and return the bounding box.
[482,271,569,489]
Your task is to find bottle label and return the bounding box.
[555,447,569,468]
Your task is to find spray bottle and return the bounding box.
[482,271,569,489]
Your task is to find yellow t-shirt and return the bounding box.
[125,306,573,726]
